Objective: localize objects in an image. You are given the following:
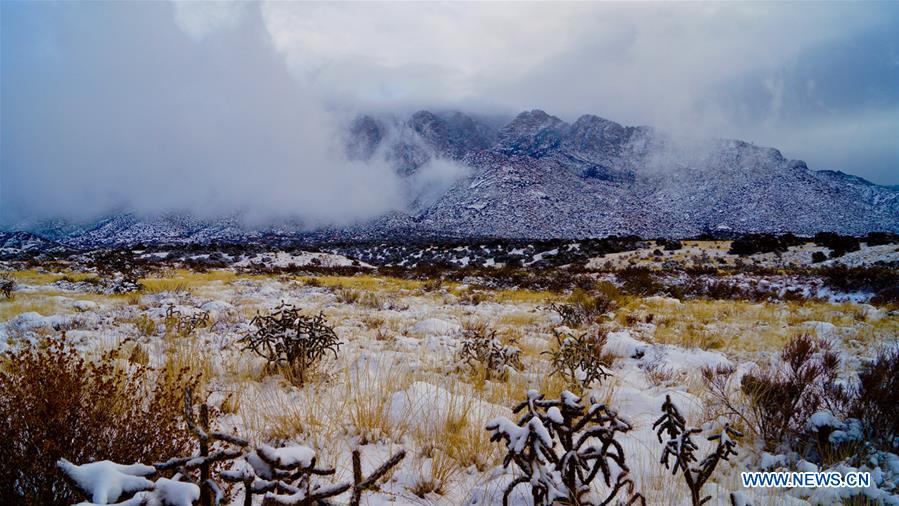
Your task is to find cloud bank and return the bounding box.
[2,1,897,225]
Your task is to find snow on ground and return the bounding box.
[234,251,368,269]
[1,263,897,505]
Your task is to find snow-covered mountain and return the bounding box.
[344,109,898,239]
[6,109,898,246]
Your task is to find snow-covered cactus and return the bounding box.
[60,410,405,506]
[486,389,644,506]
[456,327,522,380]
[152,388,249,506]
[222,445,405,506]
[58,459,200,506]
[239,302,341,385]
[653,394,741,506]
[544,330,612,389]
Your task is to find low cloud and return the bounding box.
[2,1,897,225]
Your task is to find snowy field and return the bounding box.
[0,246,897,506]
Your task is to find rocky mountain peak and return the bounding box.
[346,115,386,161]
[494,110,570,157]
[407,110,495,159]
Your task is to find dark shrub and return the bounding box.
[850,345,899,451]
[814,232,861,258]
[657,239,683,251]
[728,234,800,256]
[617,266,661,296]
[864,232,899,246]
[740,335,842,451]
[0,337,194,505]
[819,265,899,304]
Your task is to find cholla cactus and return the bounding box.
[653,394,741,506]
[228,446,405,506]
[456,328,522,380]
[165,304,211,337]
[240,303,340,385]
[58,389,405,506]
[544,330,612,389]
[151,388,249,505]
[486,390,644,506]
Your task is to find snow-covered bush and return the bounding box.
[544,329,612,389]
[0,336,194,505]
[739,334,842,451]
[455,327,522,380]
[653,394,741,506]
[486,390,643,506]
[239,303,340,386]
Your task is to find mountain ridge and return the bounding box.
[5,109,897,247]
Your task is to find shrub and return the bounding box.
[89,250,146,293]
[617,266,662,296]
[657,238,683,251]
[811,251,827,263]
[334,287,361,304]
[0,336,194,505]
[814,232,860,258]
[548,288,615,327]
[728,234,802,256]
[739,335,841,451]
[864,232,898,246]
[849,345,899,451]
[422,278,443,292]
[653,395,741,506]
[239,303,340,386]
[544,329,612,389]
[486,390,643,506]
[818,265,899,305]
[0,273,15,299]
[455,327,522,380]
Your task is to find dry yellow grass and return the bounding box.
[161,338,217,390]
[491,288,558,303]
[0,294,70,321]
[622,297,896,353]
[0,290,129,321]
[139,268,263,296]
[239,385,336,445]
[308,274,426,292]
[4,269,99,286]
[341,362,414,444]
[497,311,542,327]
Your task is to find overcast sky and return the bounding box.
[2,1,898,224]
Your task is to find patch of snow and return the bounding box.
[410,318,461,336]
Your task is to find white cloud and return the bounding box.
[172,0,249,41]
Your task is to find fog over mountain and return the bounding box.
[2,1,898,230]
